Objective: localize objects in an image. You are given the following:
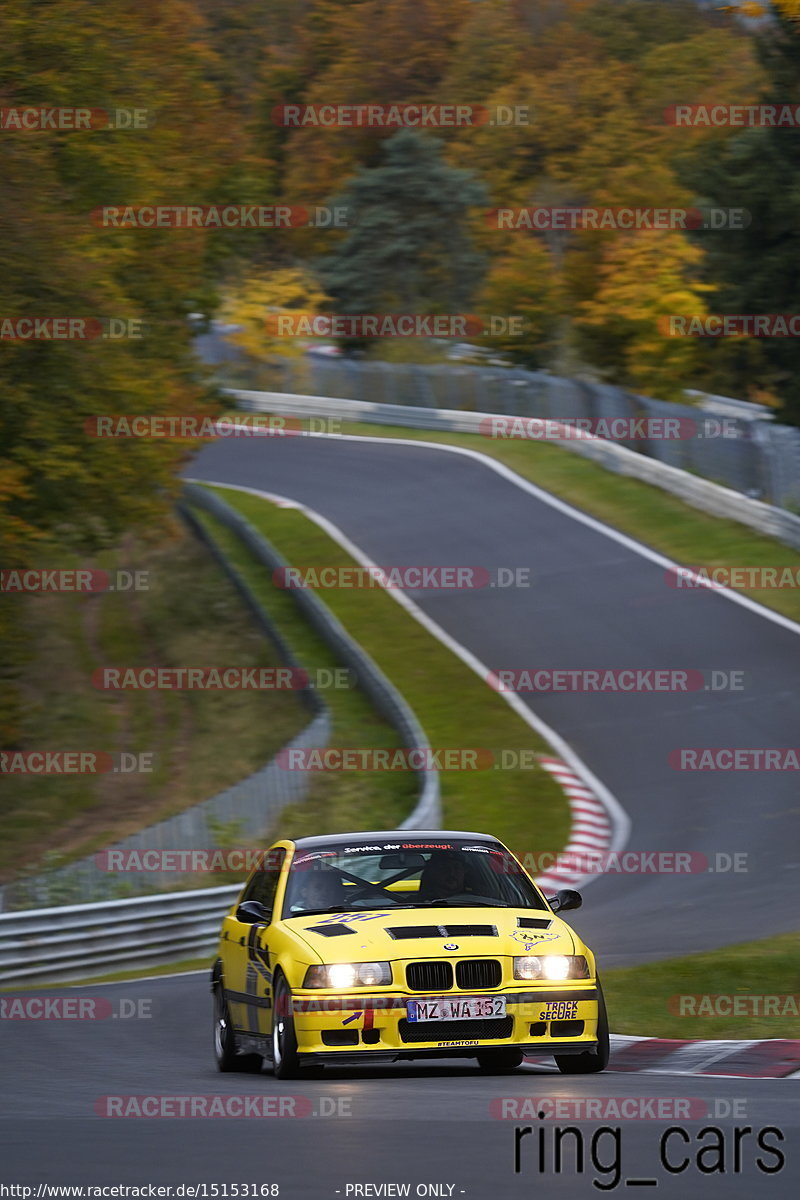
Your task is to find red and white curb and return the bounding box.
[534,755,613,893]
[526,1036,800,1078]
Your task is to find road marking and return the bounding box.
[185,474,632,878]
[222,425,800,638]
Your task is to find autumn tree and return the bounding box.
[576,231,713,399]
[219,267,331,360]
[0,0,250,739]
[318,131,487,345]
[479,238,563,368]
[280,0,471,215]
[685,8,800,418]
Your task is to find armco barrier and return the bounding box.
[229,388,800,552]
[2,499,332,913]
[214,351,800,508]
[184,482,441,831]
[0,486,441,982]
[0,886,241,985]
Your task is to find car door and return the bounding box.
[221,848,286,1040]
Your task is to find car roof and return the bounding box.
[291,830,502,849]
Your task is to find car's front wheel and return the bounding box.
[213,982,262,1073]
[554,981,610,1075]
[476,1049,524,1073]
[271,972,301,1080]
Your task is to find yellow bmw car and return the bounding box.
[211,830,609,1078]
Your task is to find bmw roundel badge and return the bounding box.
[443,942,459,950]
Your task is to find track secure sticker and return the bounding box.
[539,1000,579,1020]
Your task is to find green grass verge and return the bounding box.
[188,506,417,837]
[604,930,800,1040]
[2,529,305,890]
[190,486,569,859]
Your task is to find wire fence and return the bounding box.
[1,485,440,915]
[219,353,800,513]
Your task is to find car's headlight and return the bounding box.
[513,955,590,981]
[303,962,392,988]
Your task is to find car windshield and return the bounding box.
[282,838,548,917]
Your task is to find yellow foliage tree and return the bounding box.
[479,236,564,369]
[219,268,332,360]
[576,232,714,400]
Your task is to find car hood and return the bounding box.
[286,906,577,963]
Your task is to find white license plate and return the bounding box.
[407,996,506,1022]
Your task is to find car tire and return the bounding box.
[554,981,610,1075]
[271,972,301,1080]
[213,982,263,1073]
[476,1049,524,1073]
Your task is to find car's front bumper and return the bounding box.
[290,985,600,1059]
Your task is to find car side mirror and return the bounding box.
[548,889,582,914]
[236,900,271,924]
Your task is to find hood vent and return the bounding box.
[516,917,552,930]
[386,924,497,940]
[306,923,356,937]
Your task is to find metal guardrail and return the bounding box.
[217,354,800,512]
[0,487,441,983]
[2,501,332,914]
[229,389,800,553]
[184,483,441,830]
[0,886,241,985]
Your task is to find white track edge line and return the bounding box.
[186,476,632,877]
[244,426,800,639]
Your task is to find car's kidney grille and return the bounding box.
[406,961,453,991]
[399,1016,513,1043]
[455,959,501,989]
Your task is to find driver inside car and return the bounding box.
[291,865,347,913]
[417,851,467,900]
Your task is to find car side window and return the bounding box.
[242,849,285,915]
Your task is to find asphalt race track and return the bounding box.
[186,434,800,964]
[3,433,798,1197]
[1,975,798,1198]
